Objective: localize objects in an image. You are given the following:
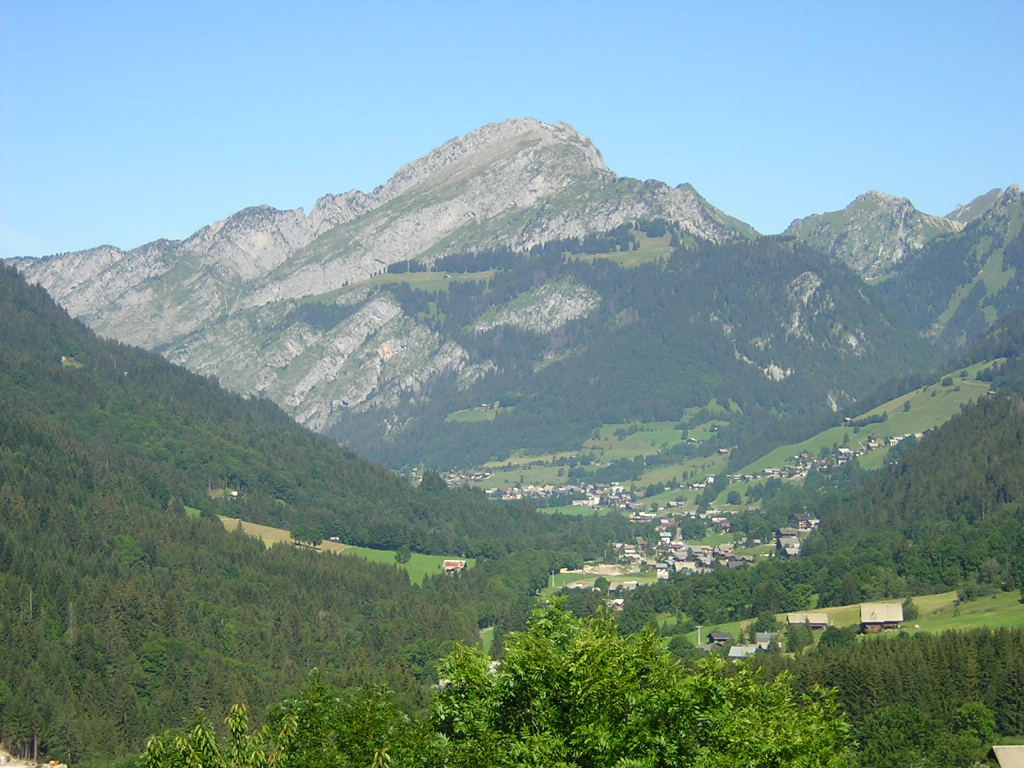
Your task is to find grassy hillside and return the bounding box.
[218,515,475,585]
[738,360,994,476]
[685,589,1024,646]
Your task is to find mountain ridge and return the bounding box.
[7,119,1021,470]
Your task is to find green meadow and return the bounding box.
[740,361,996,476]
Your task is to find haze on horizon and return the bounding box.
[1,0,1021,259]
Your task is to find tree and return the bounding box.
[951,701,996,747]
[395,545,412,564]
[290,524,322,548]
[787,620,814,654]
[435,603,853,767]
[902,596,919,621]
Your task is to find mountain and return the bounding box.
[331,235,936,468]
[0,262,626,556]
[878,185,1024,350]
[946,187,1006,223]
[8,119,1020,472]
[12,119,751,351]
[11,119,763,457]
[783,190,963,279]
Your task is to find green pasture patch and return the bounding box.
[636,453,728,488]
[479,626,495,654]
[539,503,601,516]
[741,361,996,475]
[339,545,475,585]
[217,515,471,585]
[367,270,496,293]
[445,406,514,423]
[566,232,674,268]
[477,464,566,488]
[184,506,202,519]
[906,590,1024,633]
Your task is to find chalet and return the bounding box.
[777,535,801,557]
[708,631,734,647]
[727,643,759,659]
[787,612,830,630]
[860,602,903,632]
[990,745,1024,767]
[755,632,780,650]
[443,559,467,574]
[793,514,820,531]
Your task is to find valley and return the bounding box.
[3,118,1024,768]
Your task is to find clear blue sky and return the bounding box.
[2,1,1022,258]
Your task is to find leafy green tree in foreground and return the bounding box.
[142,604,853,767]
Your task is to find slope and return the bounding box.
[0,263,639,763]
[0,263,618,558]
[330,234,935,469]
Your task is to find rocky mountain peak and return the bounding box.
[946,187,1005,224]
[371,118,610,204]
[784,190,962,279]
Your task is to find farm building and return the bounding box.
[786,612,830,630]
[860,602,904,632]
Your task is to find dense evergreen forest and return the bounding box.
[0,265,633,763]
[0,264,627,559]
[756,628,1024,767]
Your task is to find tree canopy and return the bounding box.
[142,604,854,768]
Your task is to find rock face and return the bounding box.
[11,118,752,436]
[784,191,963,279]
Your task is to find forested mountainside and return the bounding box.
[758,628,1024,767]
[0,264,626,557]
[335,234,935,468]
[879,184,1024,351]
[0,264,635,763]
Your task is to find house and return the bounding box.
[990,745,1024,768]
[755,632,780,650]
[860,602,903,632]
[778,536,801,557]
[443,559,467,574]
[727,644,759,659]
[793,514,820,531]
[708,631,734,646]
[726,555,754,569]
[786,612,830,630]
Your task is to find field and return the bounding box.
[566,231,674,267]
[678,589,1024,646]
[544,569,656,595]
[472,409,732,497]
[367,270,496,292]
[339,544,475,585]
[217,516,472,585]
[739,361,996,476]
[445,405,514,423]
